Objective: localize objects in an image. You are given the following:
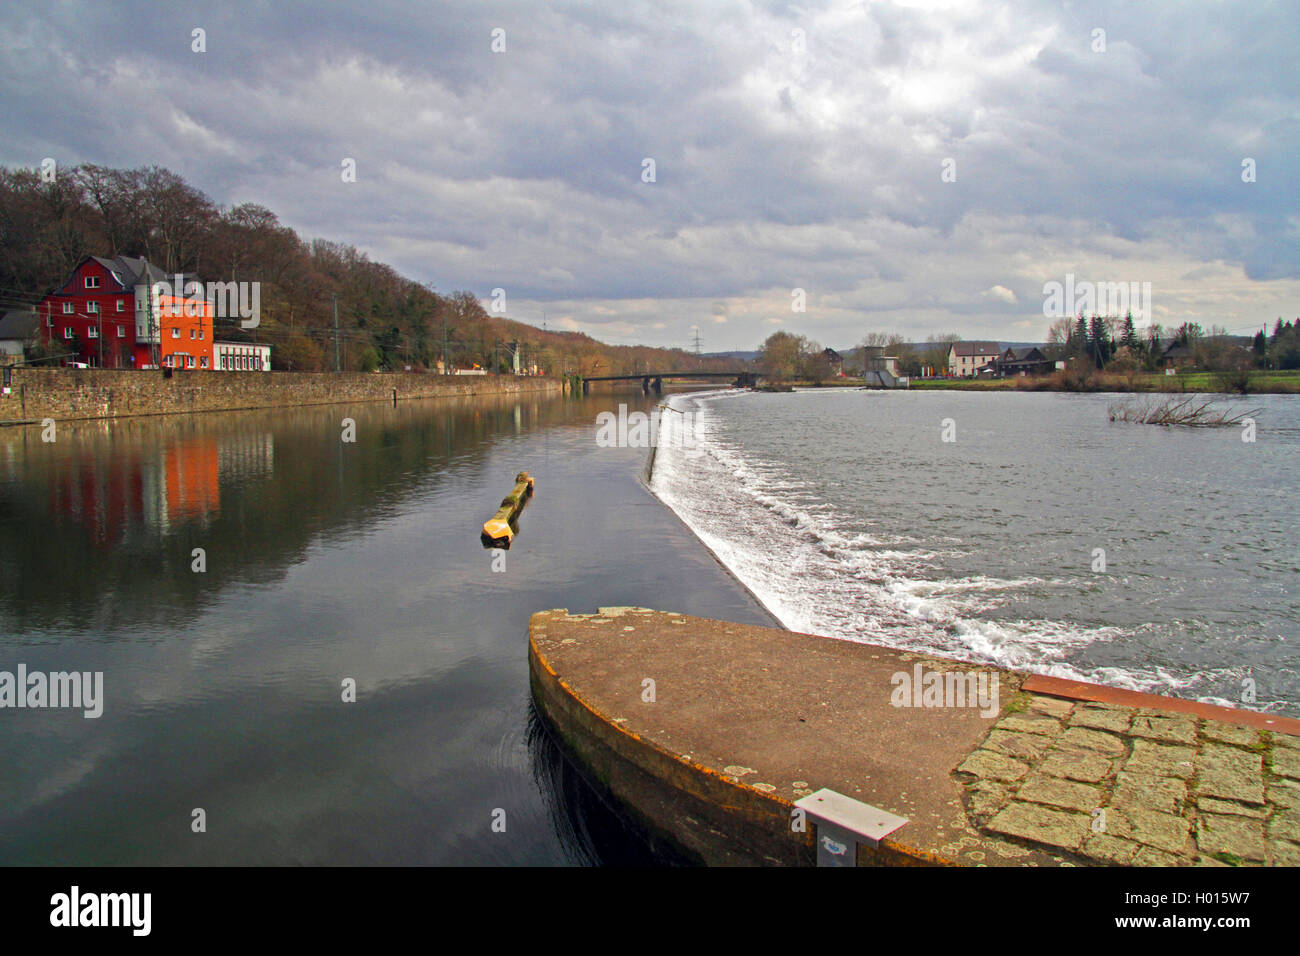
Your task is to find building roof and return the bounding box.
[0,309,39,341]
[50,255,178,296]
[89,255,175,290]
[951,341,1000,357]
[1004,346,1046,362]
[821,347,842,360]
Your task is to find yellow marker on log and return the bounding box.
[481,472,535,547]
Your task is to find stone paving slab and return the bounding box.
[956,688,1300,866]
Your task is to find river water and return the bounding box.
[6,386,1296,866]
[0,391,770,864]
[650,388,1300,716]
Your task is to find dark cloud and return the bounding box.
[2,0,1295,348]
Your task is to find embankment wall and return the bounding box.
[0,368,562,422]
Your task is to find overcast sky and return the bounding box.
[3,1,1297,350]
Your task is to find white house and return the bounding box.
[948,341,1001,377]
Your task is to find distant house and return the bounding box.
[821,347,844,376]
[1161,343,1196,369]
[996,346,1053,377]
[948,341,1001,377]
[0,309,39,366]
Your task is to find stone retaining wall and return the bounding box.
[0,368,562,422]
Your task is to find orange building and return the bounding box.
[154,292,215,370]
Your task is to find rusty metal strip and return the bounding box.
[1021,674,1300,735]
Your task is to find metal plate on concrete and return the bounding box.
[795,788,908,846]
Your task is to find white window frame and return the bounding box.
[63,327,73,339]
[85,276,100,289]
[117,325,125,337]
[63,302,74,314]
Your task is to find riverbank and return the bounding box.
[907,370,1300,393]
[0,367,563,423]
[530,608,1300,866]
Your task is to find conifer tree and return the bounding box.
[1120,312,1137,351]
[1088,314,1110,367]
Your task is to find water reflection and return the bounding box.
[0,396,562,633]
[524,701,694,866]
[0,390,767,865]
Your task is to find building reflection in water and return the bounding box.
[41,432,274,547]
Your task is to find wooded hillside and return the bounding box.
[0,164,739,376]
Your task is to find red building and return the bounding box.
[39,255,171,368]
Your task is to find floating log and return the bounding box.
[481,471,535,547]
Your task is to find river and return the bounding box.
[6,385,1295,865]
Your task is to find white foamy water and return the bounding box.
[650,388,1300,712]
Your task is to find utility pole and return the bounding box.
[142,258,159,370]
[691,325,702,357]
[332,294,340,372]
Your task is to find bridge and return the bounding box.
[579,370,758,395]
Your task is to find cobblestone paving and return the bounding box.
[954,693,1300,866]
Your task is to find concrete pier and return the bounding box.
[529,608,1300,866]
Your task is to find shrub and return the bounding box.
[1214,368,1253,394]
